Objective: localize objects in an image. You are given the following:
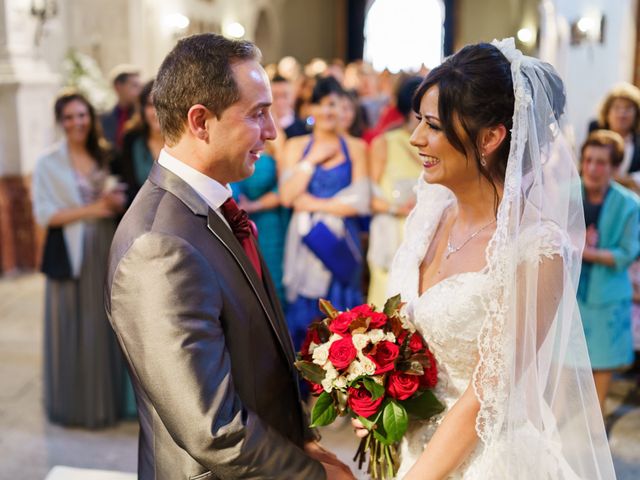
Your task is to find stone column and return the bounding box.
[0,0,60,274]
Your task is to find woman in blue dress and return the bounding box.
[280,76,369,350]
[231,138,288,305]
[578,129,640,413]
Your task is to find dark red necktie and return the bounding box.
[220,198,262,279]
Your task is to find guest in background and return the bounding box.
[338,90,366,139]
[367,76,423,307]
[101,65,141,151]
[120,79,163,202]
[590,82,640,192]
[294,75,316,125]
[272,74,308,138]
[577,130,640,413]
[280,76,369,349]
[231,135,288,306]
[32,91,127,428]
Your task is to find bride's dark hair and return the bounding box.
[413,43,514,202]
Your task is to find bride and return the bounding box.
[353,39,616,479]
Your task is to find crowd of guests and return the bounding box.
[30,54,640,429]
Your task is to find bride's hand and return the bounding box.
[351,418,369,438]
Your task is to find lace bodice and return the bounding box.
[396,271,489,479]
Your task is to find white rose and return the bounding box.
[368,329,385,344]
[312,343,329,365]
[346,360,366,381]
[385,332,396,343]
[312,334,341,366]
[360,355,377,375]
[321,364,339,392]
[334,375,348,390]
[352,333,370,352]
[308,341,319,355]
[324,364,338,380]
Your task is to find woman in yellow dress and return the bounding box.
[367,77,423,307]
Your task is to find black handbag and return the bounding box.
[41,227,72,280]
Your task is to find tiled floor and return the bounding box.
[1,274,639,479]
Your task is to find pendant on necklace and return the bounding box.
[445,242,454,259]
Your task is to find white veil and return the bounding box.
[468,38,616,478]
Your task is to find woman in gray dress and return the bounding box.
[32,91,126,428]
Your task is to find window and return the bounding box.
[363,0,444,73]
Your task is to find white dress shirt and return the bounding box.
[158,149,231,227]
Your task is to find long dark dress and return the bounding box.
[286,137,364,350]
[44,168,124,428]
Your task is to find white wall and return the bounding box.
[554,0,638,148]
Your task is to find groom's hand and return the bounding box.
[304,441,355,479]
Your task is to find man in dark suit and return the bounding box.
[101,65,141,151]
[105,34,353,479]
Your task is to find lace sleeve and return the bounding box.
[516,220,571,266]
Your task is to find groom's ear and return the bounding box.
[479,124,508,156]
[186,104,213,142]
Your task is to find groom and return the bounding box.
[105,34,353,479]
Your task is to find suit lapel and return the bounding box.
[206,210,296,368]
[149,163,296,369]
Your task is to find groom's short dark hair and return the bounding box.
[152,33,261,144]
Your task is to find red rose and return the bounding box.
[369,311,388,329]
[347,386,384,418]
[387,372,420,400]
[420,349,438,389]
[307,381,324,395]
[368,340,400,374]
[350,304,374,316]
[397,330,408,346]
[328,336,357,369]
[408,332,424,353]
[329,311,358,334]
[300,327,321,358]
[350,304,387,329]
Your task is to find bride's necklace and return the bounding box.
[445,219,496,259]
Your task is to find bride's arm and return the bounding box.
[403,385,480,480]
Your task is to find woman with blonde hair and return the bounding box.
[590,82,640,191]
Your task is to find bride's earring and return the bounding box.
[480,152,487,167]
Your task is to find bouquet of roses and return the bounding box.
[295,295,444,479]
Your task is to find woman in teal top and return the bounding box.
[231,148,288,305]
[578,130,640,413]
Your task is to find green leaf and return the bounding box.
[363,377,385,400]
[357,414,375,430]
[402,390,445,420]
[383,294,402,316]
[294,360,326,385]
[319,299,339,319]
[382,400,408,443]
[310,392,338,427]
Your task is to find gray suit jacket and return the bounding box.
[105,163,325,480]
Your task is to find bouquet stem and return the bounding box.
[353,431,398,479]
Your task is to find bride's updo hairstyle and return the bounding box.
[413,43,514,192]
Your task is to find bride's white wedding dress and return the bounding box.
[390,192,564,479]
